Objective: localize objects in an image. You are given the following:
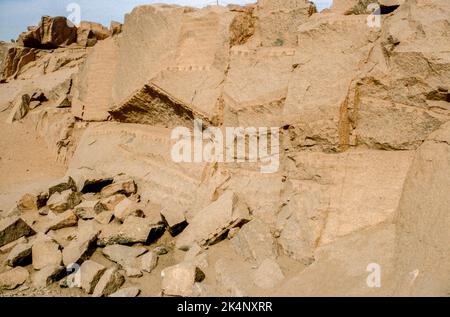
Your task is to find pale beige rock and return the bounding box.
[160,208,187,236]
[0,267,29,290]
[47,189,82,213]
[394,122,450,296]
[32,265,65,288]
[32,236,62,270]
[17,192,47,211]
[74,200,102,220]
[92,267,125,297]
[112,198,143,222]
[94,210,113,225]
[276,224,396,296]
[102,245,147,267]
[252,259,284,290]
[231,219,277,265]
[44,210,78,233]
[62,225,99,266]
[101,178,137,198]
[98,216,165,246]
[80,260,106,294]
[109,287,140,297]
[7,242,32,267]
[176,191,250,250]
[0,237,28,255]
[141,251,158,273]
[161,262,205,297]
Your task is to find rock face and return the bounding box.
[393,122,450,296]
[0,0,449,298]
[18,16,77,49]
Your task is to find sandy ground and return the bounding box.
[0,108,66,213]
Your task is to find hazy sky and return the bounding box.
[0,0,333,41]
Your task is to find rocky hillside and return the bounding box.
[0,0,449,297]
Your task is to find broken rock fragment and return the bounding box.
[7,242,33,267]
[0,216,36,247]
[74,200,103,220]
[62,225,99,266]
[32,235,62,270]
[80,260,106,294]
[113,198,143,222]
[161,208,188,236]
[176,191,250,250]
[44,210,78,233]
[98,216,165,246]
[48,177,78,196]
[32,265,66,288]
[17,192,48,211]
[92,267,125,297]
[161,262,206,297]
[231,219,278,265]
[100,178,137,198]
[47,189,82,213]
[0,267,29,290]
[141,251,158,273]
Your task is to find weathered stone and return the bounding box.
[0,237,27,254]
[74,200,103,220]
[97,194,126,211]
[100,178,137,198]
[7,242,32,267]
[153,245,170,256]
[0,267,29,290]
[176,191,250,250]
[161,262,205,297]
[112,198,143,222]
[80,260,106,294]
[161,208,188,236]
[94,210,113,225]
[215,258,254,297]
[32,236,62,270]
[17,192,47,211]
[62,225,99,266]
[141,251,158,273]
[32,265,65,288]
[102,245,147,267]
[231,219,277,265]
[125,267,143,278]
[18,16,77,49]
[98,216,165,246]
[47,189,82,213]
[0,216,35,248]
[44,210,78,233]
[110,21,123,36]
[92,267,125,297]
[252,259,284,290]
[109,287,140,297]
[1,46,36,80]
[6,94,30,123]
[48,177,77,196]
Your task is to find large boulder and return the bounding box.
[18,16,77,49]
